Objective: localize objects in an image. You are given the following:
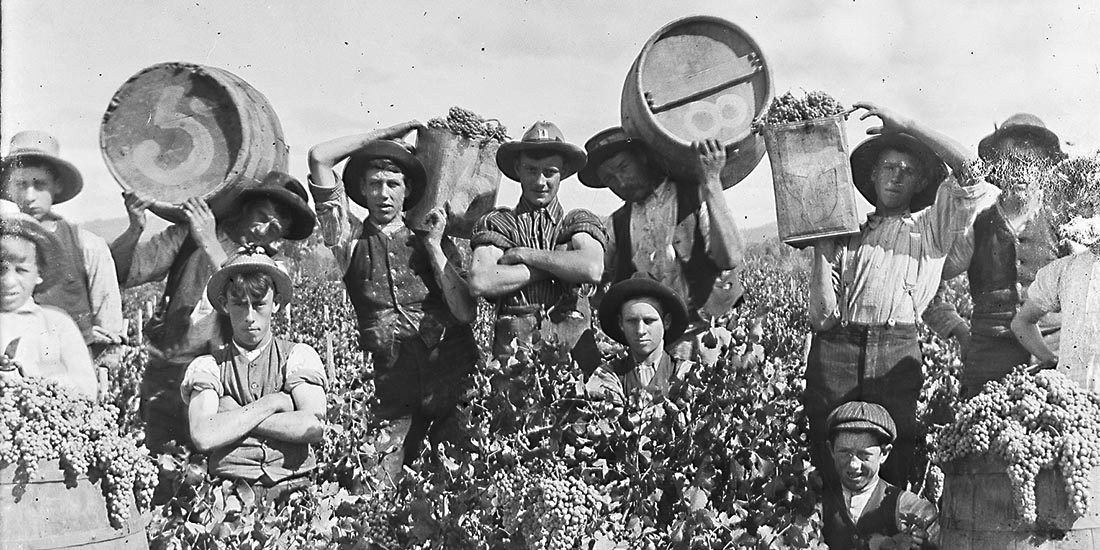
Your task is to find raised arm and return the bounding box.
[809,238,841,332]
[423,207,477,324]
[498,232,605,285]
[468,244,549,298]
[694,139,745,269]
[110,190,156,284]
[307,120,422,190]
[187,388,293,453]
[853,102,974,179]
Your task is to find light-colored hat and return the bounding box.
[1,131,84,204]
[978,113,1062,161]
[206,247,293,313]
[826,401,897,443]
[0,210,63,288]
[496,121,587,182]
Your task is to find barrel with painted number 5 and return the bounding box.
[100,62,288,222]
[621,16,772,188]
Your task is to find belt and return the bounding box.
[499,304,543,317]
[972,288,1019,315]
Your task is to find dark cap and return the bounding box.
[826,401,896,443]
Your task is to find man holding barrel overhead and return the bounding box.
[805,103,998,490]
[578,128,747,359]
[110,171,317,453]
[468,121,608,361]
[1,130,125,398]
[308,121,479,480]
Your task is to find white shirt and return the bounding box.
[1028,250,1100,391]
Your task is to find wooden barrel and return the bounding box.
[762,115,861,248]
[409,127,502,238]
[621,15,772,189]
[941,456,1100,549]
[100,62,289,222]
[0,462,149,549]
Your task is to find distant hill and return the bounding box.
[741,221,778,244]
[81,216,170,242]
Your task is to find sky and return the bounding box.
[2,1,1098,233]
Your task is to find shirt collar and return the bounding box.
[4,298,42,315]
[515,196,564,221]
[362,216,410,238]
[865,211,913,229]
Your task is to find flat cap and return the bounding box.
[826,401,896,443]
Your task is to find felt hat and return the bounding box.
[496,121,587,182]
[599,276,689,347]
[0,210,63,289]
[826,401,897,443]
[850,133,949,213]
[234,171,316,241]
[977,113,1063,162]
[578,127,645,188]
[206,247,293,314]
[342,139,427,211]
[1,131,84,204]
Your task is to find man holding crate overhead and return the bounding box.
[578,128,747,357]
[805,102,998,490]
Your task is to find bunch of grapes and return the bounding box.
[934,368,1100,522]
[753,90,847,129]
[0,376,157,528]
[497,461,604,550]
[427,106,509,142]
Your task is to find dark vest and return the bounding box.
[34,218,94,343]
[610,185,720,312]
[968,206,1057,317]
[822,479,901,550]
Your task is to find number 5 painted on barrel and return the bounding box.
[131,85,215,185]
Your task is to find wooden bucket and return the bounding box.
[762,115,861,248]
[941,456,1100,549]
[409,127,502,238]
[100,62,289,222]
[621,15,772,188]
[0,462,149,549]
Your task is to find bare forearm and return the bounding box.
[1011,317,1055,364]
[700,182,745,269]
[251,411,325,444]
[191,400,280,452]
[427,242,477,323]
[469,262,548,298]
[809,246,839,331]
[308,121,419,188]
[520,248,602,284]
[896,117,972,178]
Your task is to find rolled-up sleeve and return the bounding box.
[309,173,356,273]
[125,224,188,288]
[471,209,518,250]
[924,161,1000,253]
[560,209,609,250]
[1027,257,1068,314]
[284,343,327,392]
[180,355,223,404]
[922,281,967,338]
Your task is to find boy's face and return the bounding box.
[871,149,926,214]
[831,431,891,493]
[0,235,42,312]
[3,166,61,221]
[222,285,277,349]
[361,167,408,226]
[239,198,291,246]
[516,153,564,208]
[618,297,667,359]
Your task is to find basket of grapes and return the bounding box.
[753,91,861,248]
[410,107,509,238]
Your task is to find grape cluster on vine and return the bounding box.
[934,368,1100,522]
[0,376,157,528]
[494,460,605,550]
[753,90,847,130]
[427,106,509,142]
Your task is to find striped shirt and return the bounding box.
[471,198,607,311]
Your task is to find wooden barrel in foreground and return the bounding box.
[0,462,148,549]
[621,15,772,189]
[100,61,288,222]
[941,456,1100,549]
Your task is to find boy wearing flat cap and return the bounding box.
[586,276,692,404]
[181,250,326,493]
[822,401,939,550]
[924,113,1067,397]
[579,129,746,356]
[309,121,478,478]
[806,103,998,489]
[469,121,608,360]
[0,206,98,400]
[1,130,124,396]
[111,170,317,452]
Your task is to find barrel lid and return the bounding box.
[622,15,772,188]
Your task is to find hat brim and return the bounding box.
[850,133,948,213]
[1,152,84,204]
[342,141,427,211]
[978,125,1063,162]
[235,187,317,241]
[0,215,63,289]
[577,140,641,188]
[206,260,293,314]
[496,142,587,182]
[598,278,689,347]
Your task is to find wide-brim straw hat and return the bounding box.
[497,121,587,182]
[850,133,949,213]
[342,140,426,211]
[0,210,63,289]
[206,248,293,314]
[977,113,1063,162]
[598,277,689,347]
[1,130,84,204]
[235,171,316,241]
[578,127,643,188]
